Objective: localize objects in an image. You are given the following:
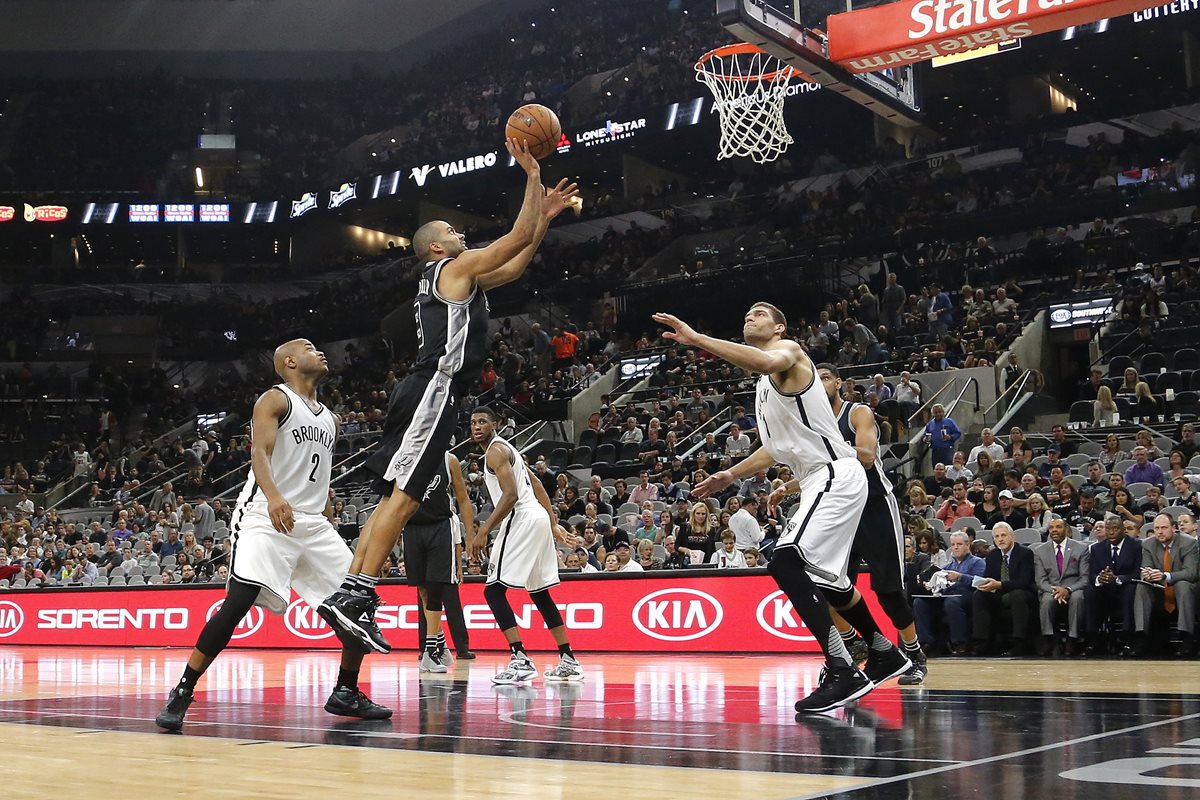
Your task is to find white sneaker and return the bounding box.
[491,654,537,685]
[435,647,455,668]
[419,651,449,673]
[543,654,584,682]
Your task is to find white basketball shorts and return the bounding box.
[486,505,560,593]
[776,457,868,591]
[229,504,352,614]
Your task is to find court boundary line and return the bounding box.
[783,710,1200,800]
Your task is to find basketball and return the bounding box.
[505,103,561,160]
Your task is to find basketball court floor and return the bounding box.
[1,647,1197,799]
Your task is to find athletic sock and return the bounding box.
[435,632,446,653]
[336,667,359,691]
[837,598,887,647]
[770,551,852,669]
[177,665,202,692]
[509,640,527,659]
[557,643,575,659]
[901,635,922,654]
[425,635,439,657]
[839,628,860,643]
[355,573,379,593]
[338,576,357,593]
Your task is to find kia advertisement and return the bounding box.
[0,574,890,652]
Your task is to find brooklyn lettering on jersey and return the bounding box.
[290,424,336,453]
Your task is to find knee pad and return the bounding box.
[820,585,857,610]
[483,582,517,631]
[877,591,915,630]
[424,582,445,613]
[197,578,259,656]
[530,589,564,629]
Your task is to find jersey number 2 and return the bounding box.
[308,454,320,483]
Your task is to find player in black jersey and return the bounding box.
[319,139,579,655]
[812,364,928,686]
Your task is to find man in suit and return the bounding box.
[1033,517,1090,657]
[971,522,1037,656]
[1134,513,1198,656]
[1084,515,1143,655]
[913,531,986,655]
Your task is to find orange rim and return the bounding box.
[695,42,798,83]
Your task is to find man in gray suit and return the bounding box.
[1033,517,1089,657]
[1135,513,1198,657]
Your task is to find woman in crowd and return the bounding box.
[552,473,570,506]
[636,538,662,570]
[905,484,936,520]
[657,511,675,546]
[1099,433,1127,471]
[1093,385,1119,426]
[1110,487,1141,525]
[559,486,585,518]
[1116,367,1139,397]
[1007,426,1034,460]
[678,502,718,563]
[609,478,631,509]
[1135,429,1163,460]
[914,528,950,569]
[975,485,1000,522]
[1133,382,1159,422]
[584,488,612,517]
[1025,492,1052,536]
[603,553,620,572]
[1166,450,1189,483]
[1052,480,1078,519]
[976,451,1004,487]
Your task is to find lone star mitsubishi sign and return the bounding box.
[828,0,1167,72]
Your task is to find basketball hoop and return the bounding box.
[695,43,798,164]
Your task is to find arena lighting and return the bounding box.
[194,167,204,188]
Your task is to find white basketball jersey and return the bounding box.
[235,384,336,515]
[754,372,855,479]
[482,436,541,513]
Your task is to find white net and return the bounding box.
[696,46,795,164]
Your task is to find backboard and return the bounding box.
[715,0,922,127]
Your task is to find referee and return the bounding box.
[409,452,475,671]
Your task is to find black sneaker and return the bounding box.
[846,635,870,665]
[794,666,873,713]
[154,686,194,731]
[457,650,477,660]
[317,590,392,654]
[864,646,912,686]
[324,685,393,720]
[897,653,928,686]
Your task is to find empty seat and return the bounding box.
[1068,401,1093,425]
[1176,348,1200,371]
[578,429,599,449]
[1140,352,1167,374]
[1156,372,1185,394]
[547,448,569,469]
[1012,528,1042,545]
[571,445,593,466]
[592,443,616,464]
[1107,355,1133,378]
[950,516,982,532]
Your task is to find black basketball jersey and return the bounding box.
[410,453,454,525]
[413,257,490,381]
[836,401,893,493]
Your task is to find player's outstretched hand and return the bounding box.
[543,178,581,221]
[469,532,489,561]
[692,470,734,499]
[505,137,540,176]
[268,496,295,534]
[766,485,791,516]
[653,312,700,346]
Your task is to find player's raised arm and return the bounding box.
[478,178,581,291]
[653,311,801,376]
[249,388,294,534]
[439,140,543,298]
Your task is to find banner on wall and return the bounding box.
[0,573,890,652]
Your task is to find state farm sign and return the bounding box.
[828,0,1166,72]
[0,574,890,652]
[0,206,14,223]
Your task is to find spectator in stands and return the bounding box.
[613,541,642,573]
[1099,434,1127,472]
[710,531,747,569]
[633,510,659,544]
[913,531,985,655]
[1134,430,1163,460]
[1166,451,1189,484]
[70,557,97,585]
[1125,446,1165,489]
[729,496,764,552]
[678,502,717,563]
[724,425,752,457]
[1133,382,1159,422]
[1170,477,1200,515]
[864,374,892,403]
[1093,386,1119,426]
[1176,424,1199,463]
[639,429,665,464]
[602,554,620,573]
[1134,513,1198,657]
[936,480,975,527]
[924,404,961,467]
[1025,493,1053,537]
[630,471,658,506]
[1116,367,1139,398]
[971,522,1036,656]
[906,484,936,520]
[894,372,922,424]
[619,417,643,444]
[1046,425,1074,457]
[988,490,1029,530]
[551,327,580,371]
[738,470,771,499]
[945,452,972,483]
[1005,427,1032,461]
[967,428,1004,464]
[609,478,631,509]
[924,463,954,498]
[1079,367,1105,402]
[1034,517,1089,657]
[1038,448,1066,480]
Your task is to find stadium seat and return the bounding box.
[593,443,616,464]
[578,429,599,449]
[1177,391,1200,417]
[618,442,640,462]
[1176,348,1200,371]
[1064,474,1086,490]
[601,427,624,446]
[950,516,982,532]
[1127,482,1154,498]
[547,448,569,469]
[1156,372,1184,394]
[1107,355,1133,378]
[1012,528,1042,546]
[1065,454,1091,470]
[1140,352,1167,374]
[571,445,593,466]
[1068,401,1093,425]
